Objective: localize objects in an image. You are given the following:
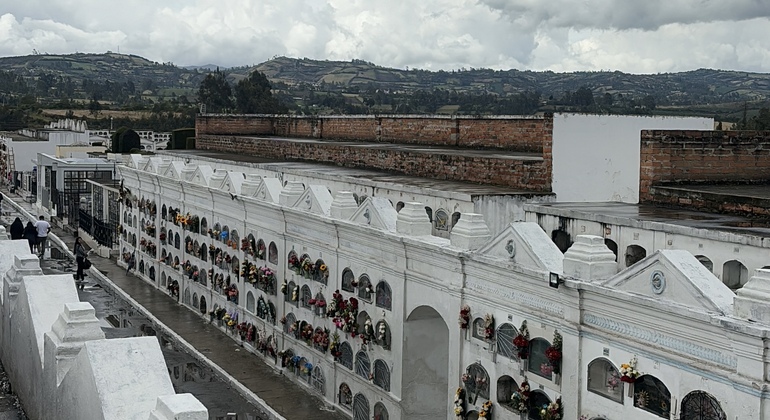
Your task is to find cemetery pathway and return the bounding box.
[87,255,344,420]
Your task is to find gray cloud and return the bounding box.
[479,0,770,31]
[0,0,768,73]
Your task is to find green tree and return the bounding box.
[111,126,128,153]
[88,95,102,117]
[234,70,287,114]
[642,95,657,110]
[197,70,232,113]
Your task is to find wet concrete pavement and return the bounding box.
[532,201,770,237]
[87,256,344,420]
[41,258,264,420]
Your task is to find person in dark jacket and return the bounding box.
[74,237,89,290]
[9,217,23,240]
[22,222,37,254]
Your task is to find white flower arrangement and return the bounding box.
[620,356,641,381]
[453,388,465,419]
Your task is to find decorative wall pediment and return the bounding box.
[253,177,282,203]
[478,222,563,273]
[603,250,734,315]
[141,157,164,174]
[349,197,397,232]
[162,161,185,179]
[189,165,213,187]
[241,175,263,197]
[293,185,333,216]
[180,164,197,182]
[128,154,143,169]
[220,172,244,195]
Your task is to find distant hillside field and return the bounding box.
[0,53,767,121]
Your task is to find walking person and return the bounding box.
[23,221,37,254]
[74,237,89,290]
[126,252,136,275]
[9,217,23,240]
[34,215,51,258]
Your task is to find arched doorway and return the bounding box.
[402,305,449,418]
[680,390,726,420]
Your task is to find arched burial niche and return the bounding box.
[604,238,618,262]
[722,260,748,290]
[402,305,448,418]
[625,244,647,267]
[551,229,572,253]
[528,390,551,420]
[695,255,713,272]
[634,375,671,418]
[587,358,623,402]
[680,390,726,420]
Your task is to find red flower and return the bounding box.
[545,346,562,362]
[513,335,529,349]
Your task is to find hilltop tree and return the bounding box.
[197,70,232,113]
[234,70,287,114]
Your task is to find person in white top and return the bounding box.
[33,215,50,258]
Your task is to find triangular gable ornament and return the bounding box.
[253,178,282,203]
[602,250,734,315]
[293,185,333,216]
[477,222,563,274]
[220,172,244,195]
[349,197,397,232]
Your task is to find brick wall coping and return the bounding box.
[524,202,770,248]
[159,149,552,199]
[199,113,548,121]
[223,134,545,159]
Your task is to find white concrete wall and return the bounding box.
[120,155,770,420]
[551,114,713,203]
[7,274,78,420]
[529,210,770,284]
[56,337,176,420]
[0,238,207,420]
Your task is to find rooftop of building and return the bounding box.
[527,200,770,240]
[162,149,552,198]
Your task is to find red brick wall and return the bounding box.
[646,185,770,217]
[196,115,550,152]
[196,115,273,135]
[321,118,379,141]
[457,119,546,152]
[640,130,770,201]
[379,117,456,146]
[196,134,551,190]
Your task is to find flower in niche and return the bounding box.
[513,320,530,359]
[620,356,641,382]
[478,401,493,418]
[458,304,471,329]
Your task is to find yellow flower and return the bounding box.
[454,407,463,415]
[320,264,327,272]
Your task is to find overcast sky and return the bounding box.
[1,0,769,74]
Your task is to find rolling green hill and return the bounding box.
[0,52,768,121]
